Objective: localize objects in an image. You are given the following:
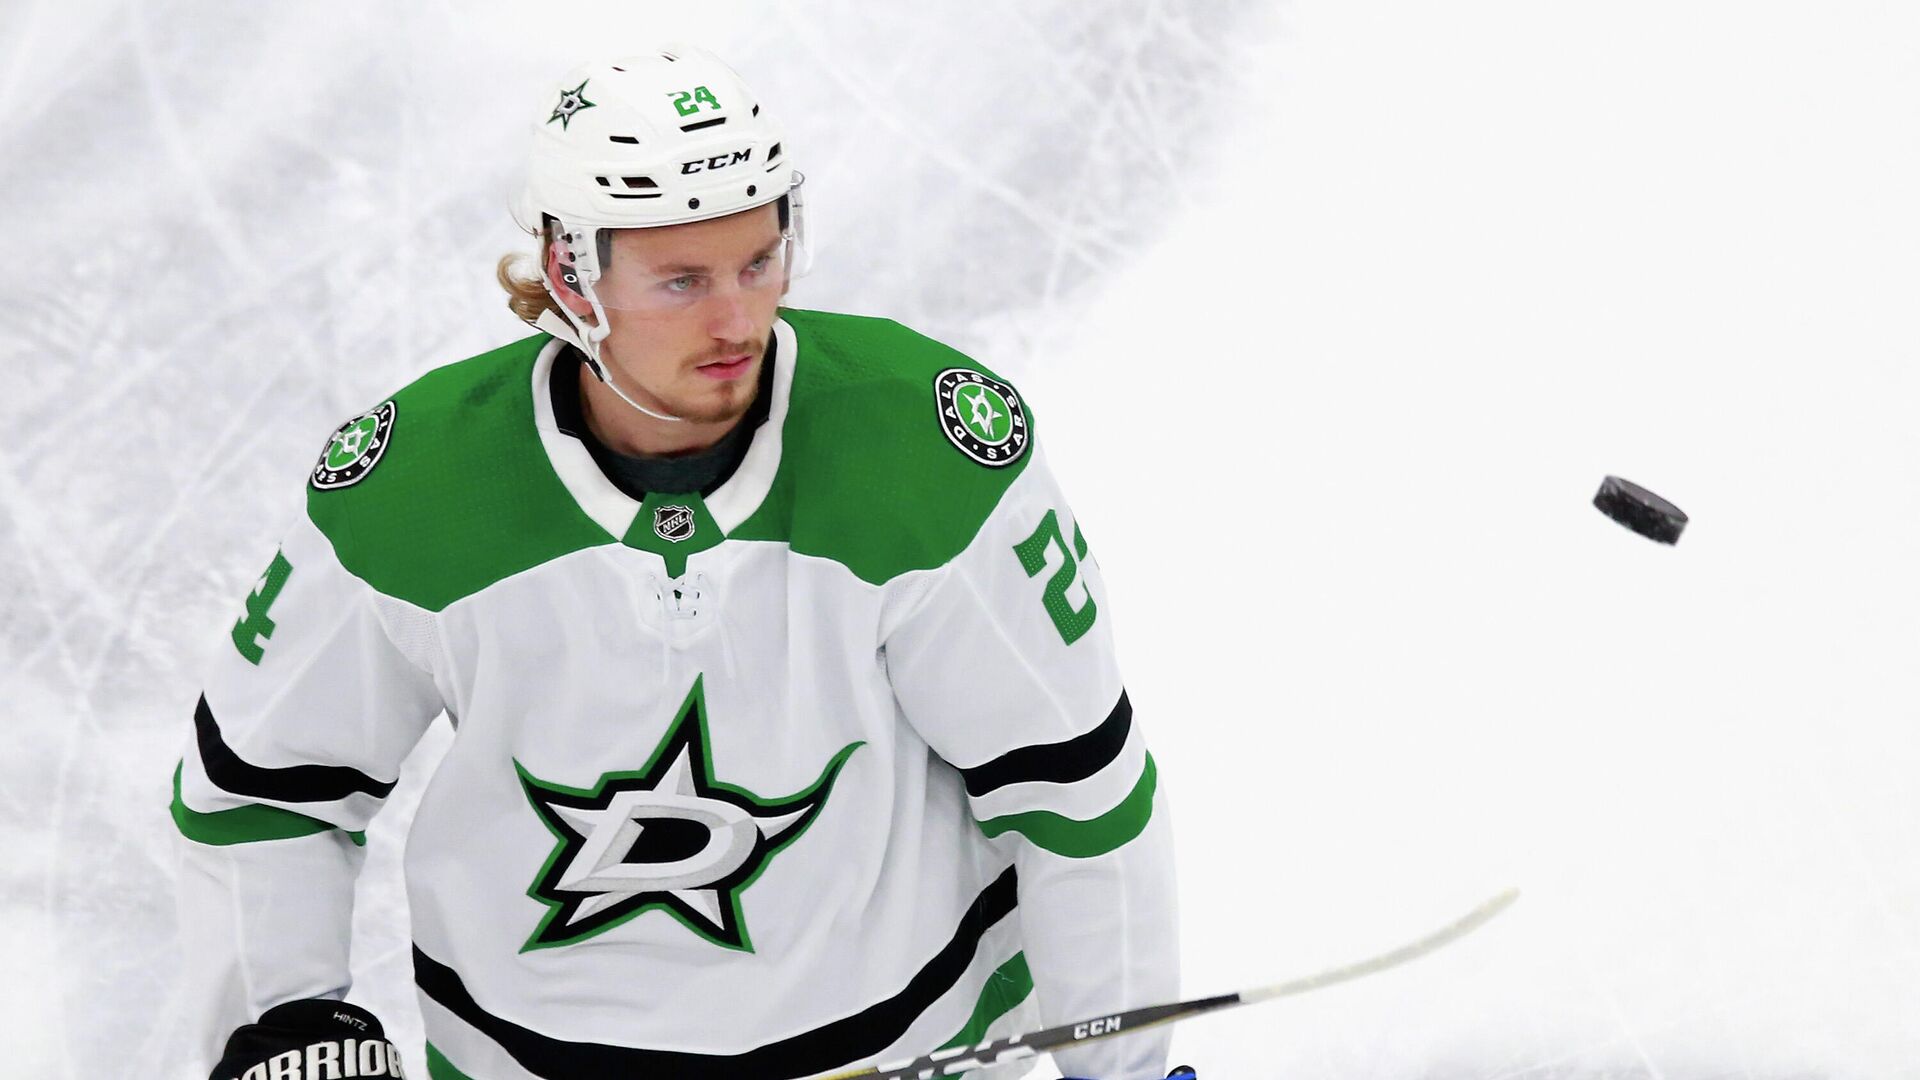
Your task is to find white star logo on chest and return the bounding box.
[516,676,865,952]
[546,741,816,927]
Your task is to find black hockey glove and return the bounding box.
[210,999,404,1079]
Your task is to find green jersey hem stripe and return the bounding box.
[975,754,1157,858]
[422,956,1036,1080]
[425,1043,471,1080]
[412,867,1020,1076]
[170,763,366,848]
[938,952,1034,1051]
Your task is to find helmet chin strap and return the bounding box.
[532,306,687,425]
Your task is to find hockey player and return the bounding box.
[174,46,1182,1080]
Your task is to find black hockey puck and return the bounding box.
[1593,475,1686,544]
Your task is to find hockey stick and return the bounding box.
[811,887,1519,1080]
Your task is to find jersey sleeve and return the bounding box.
[883,445,1180,1080]
[172,505,446,1068]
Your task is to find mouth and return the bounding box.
[696,353,754,381]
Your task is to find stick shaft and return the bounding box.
[811,888,1518,1080]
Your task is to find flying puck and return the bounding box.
[1593,476,1686,544]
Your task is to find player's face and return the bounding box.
[551,204,786,427]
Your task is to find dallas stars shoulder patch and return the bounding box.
[934,367,1029,468]
[310,400,396,491]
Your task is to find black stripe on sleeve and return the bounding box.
[414,867,1021,1079]
[959,690,1131,798]
[194,694,398,803]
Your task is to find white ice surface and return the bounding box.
[4,2,1919,1078]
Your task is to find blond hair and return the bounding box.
[495,238,560,326]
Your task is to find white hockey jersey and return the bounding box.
[173,309,1179,1080]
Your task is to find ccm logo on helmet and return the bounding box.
[681,148,753,175]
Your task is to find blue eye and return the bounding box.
[665,275,700,293]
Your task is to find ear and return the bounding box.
[544,240,596,318]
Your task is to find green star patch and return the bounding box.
[934,367,1029,467]
[310,400,395,490]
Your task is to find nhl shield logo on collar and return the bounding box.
[654,504,697,543]
[934,367,1029,467]
[311,400,396,490]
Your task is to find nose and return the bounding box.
[706,283,756,342]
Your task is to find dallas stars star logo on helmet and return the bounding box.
[934,367,1029,467]
[310,400,396,490]
[548,79,596,130]
[515,676,863,952]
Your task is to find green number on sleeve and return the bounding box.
[230,549,293,665]
[1012,510,1098,646]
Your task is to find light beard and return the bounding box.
[596,338,764,418]
[667,347,763,424]
[578,351,761,454]
[668,375,759,425]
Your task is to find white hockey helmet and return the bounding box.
[513,46,807,419]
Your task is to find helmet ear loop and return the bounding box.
[552,224,685,425]
[567,226,616,352]
[783,171,813,281]
[542,225,616,374]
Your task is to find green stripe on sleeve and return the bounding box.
[975,754,1157,858]
[170,763,366,848]
[939,952,1035,1050]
